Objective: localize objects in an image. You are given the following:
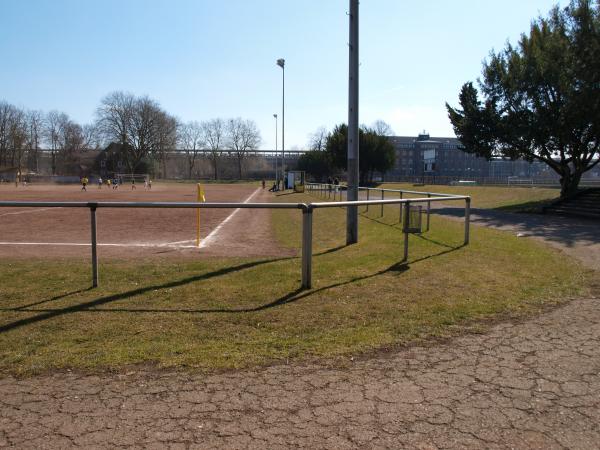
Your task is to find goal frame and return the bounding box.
[113,173,150,183]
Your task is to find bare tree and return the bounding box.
[127,95,161,174]
[202,118,225,180]
[180,120,204,179]
[152,111,177,178]
[56,118,86,174]
[96,92,176,175]
[44,110,69,174]
[0,102,26,170]
[372,120,394,136]
[82,123,101,151]
[307,126,328,151]
[226,118,261,179]
[8,108,27,180]
[0,102,13,167]
[96,91,135,147]
[26,110,44,172]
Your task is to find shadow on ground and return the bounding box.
[0,242,461,333]
[433,206,600,249]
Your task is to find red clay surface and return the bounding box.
[0,183,292,260]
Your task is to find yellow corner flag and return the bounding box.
[196,183,206,247]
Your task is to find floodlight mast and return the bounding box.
[347,0,359,244]
[277,58,285,188]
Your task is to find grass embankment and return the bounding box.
[378,183,559,210]
[0,190,588,375]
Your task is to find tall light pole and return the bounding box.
[347,0,359,244]
[277,58,285,188]
[273,114,278,184]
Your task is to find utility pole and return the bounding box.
[346,0,359,244]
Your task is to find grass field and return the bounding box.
[377,183,560,209]
[0,185,590,376]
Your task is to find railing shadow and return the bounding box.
[0,244,461,324]
[0,256,292,334]
[12,288,94,311]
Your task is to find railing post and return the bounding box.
[90,204,98,288]
[380,190,385,217]
[399,192,403,223]
[464,197,471,245]
[426,193,431,232]
[403,201,410,262]
[366,189,370,212]
[301,205,313,289]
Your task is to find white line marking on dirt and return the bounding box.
[165,239,195,245]
[0,242,198,249]
[199,187,262,249]
[0,207,63,217]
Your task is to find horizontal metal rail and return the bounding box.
[0,201,305,209]
[306,182,463,198]
[310,196,469,208]
[0,194,470,290]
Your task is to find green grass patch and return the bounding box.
[0,192,590,376]
[378,182,559,209]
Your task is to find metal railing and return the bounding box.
[0,194,470,290]
[306,182,462,233]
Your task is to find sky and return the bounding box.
[0,0,568,149]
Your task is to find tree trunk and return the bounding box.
[238,158,243,180]
[212,159,218,180]
[559,170,582,199]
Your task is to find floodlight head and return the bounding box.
[276,58,285,68]
[273,114,278,118]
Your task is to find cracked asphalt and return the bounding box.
[1,213,599,449]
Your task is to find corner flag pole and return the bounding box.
[196,183,205,247]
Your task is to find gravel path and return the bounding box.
[1,211,599,449]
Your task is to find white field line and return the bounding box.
[0,207,63,217]
[0,242,199,249]
[199,187,262,249]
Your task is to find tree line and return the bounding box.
[0,91,261,179]
[0,102,99,177]
[298,121,395,184]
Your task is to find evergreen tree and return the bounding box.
[447,0,599,197]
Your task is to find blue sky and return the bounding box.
[0,0,567,149]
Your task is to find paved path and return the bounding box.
[1,212,599,449]
[434,207,600,271]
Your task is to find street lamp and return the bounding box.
[273,113,278,186]
[276,58,285,188]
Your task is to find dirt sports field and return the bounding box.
[0,182,289,260]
